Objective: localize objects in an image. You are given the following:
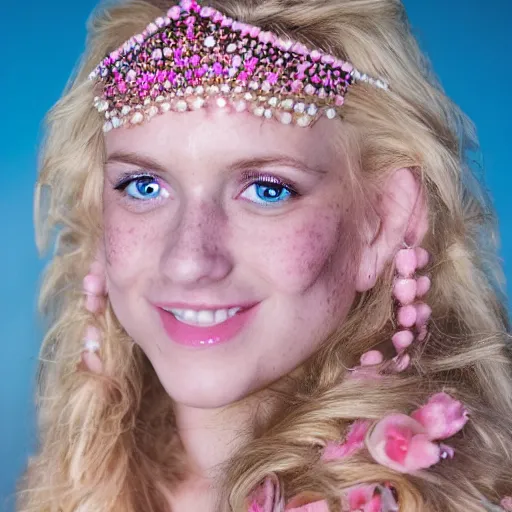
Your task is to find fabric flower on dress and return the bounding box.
[366,393,468,474]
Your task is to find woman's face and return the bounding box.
[103,107,361,408]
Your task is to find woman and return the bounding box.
[18,0,512,510]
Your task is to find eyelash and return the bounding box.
[113,171,300,205]
[114,172,166,200]
[240,171,299,206]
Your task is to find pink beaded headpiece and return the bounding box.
[89,0,389,132]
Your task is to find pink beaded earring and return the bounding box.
[357,244,432,373]
[391,245,431,371]
[78,262,107,374]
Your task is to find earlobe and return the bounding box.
[355,168,428,292]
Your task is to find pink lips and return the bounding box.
[156,304,258,347]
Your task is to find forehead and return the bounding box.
[104,107,343,171]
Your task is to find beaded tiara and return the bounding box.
[89,0,389,131]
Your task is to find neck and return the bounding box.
[173,373,300,480]
[174,398,258,480]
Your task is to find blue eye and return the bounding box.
[241,181,295,205]
[116,175,163,200]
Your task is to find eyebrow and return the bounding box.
[227,155,327,176]
[105,151,327,176]
[105,152,169,174]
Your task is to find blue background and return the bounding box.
[1,1,510,510]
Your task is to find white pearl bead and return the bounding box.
[325,108,336,119]
[130,112,144,124]
[280,112,292,125]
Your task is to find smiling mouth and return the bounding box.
[161,306,242,326]
[156,303,259,347]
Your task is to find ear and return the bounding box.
[356,168,428,292]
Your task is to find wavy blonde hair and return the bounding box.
[18,0,512,510]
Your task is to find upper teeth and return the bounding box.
[163,307,241,326]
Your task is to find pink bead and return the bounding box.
[291,42,307,55]
[415,303,432,328]
[80,351,103,375]
[415,247,430,269]
[147,22,158,35]
[167,6,181,20]
[250,26,261,38]
[439,444,455,460]
[392,330,414,352]
[85,295,104,314]
[321,54,335,65]
[151,49,163,60]
[89,261,103,275]
[240,24,252,37]
[304,84,316,95]
[393,353,411,372]
[180,0,194,11]
[259,31,274,44]
[397,305,417,327]
[360,350,384,366]
[85,325,100,342]
[417,325,428,342]
[83,274,104,296]
[212,11,224,23]
[335,95,345,106]
[416,275,431,297]
[310,50,321,62]
[80,326,103,374]
[395,249,417,277]
[199,6,213,17]
[266,72,278,84]
[291,80,303,92]
[393,278,417,305]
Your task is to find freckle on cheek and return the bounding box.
[105,225,136,265]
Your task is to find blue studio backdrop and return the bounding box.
[1,1,510,510]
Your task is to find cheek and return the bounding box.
[245,204,356,294]
[102,201,159,286]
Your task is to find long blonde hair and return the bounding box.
[18,0,512,511]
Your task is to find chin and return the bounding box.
[152,362,259,409]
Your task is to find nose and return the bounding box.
[160,198,233,287]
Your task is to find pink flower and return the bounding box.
[323,420,370,461]
[366,393,468,474]
[248,475,284,512]
[366,414,442,473]
[266,72,279,85]
[411,392,468,440]
[343,484,398,512]
[347,485,381,512]
[286,500,329,511]
[501,497,512,511]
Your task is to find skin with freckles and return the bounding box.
[102,106,363,410]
